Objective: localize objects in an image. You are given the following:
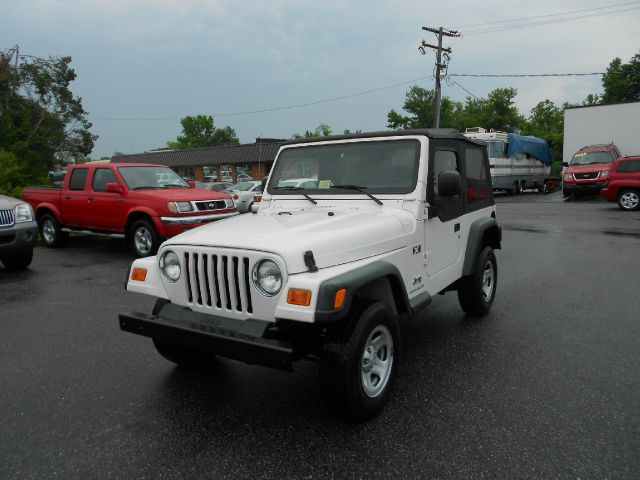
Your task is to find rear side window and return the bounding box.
[68,169,89,191]
[465,148,491,206]
[616,160,640,173]
[92,168,119,192]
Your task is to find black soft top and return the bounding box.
[284,128,484,147]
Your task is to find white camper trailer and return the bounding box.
[463,127,553,193]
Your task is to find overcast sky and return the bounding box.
[3,0,639,159]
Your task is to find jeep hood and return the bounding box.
[163,207,408,273]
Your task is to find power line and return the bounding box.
[90,75,433,120]
[449,72,604,78]
[462,6,640,35]
[89,71,605,121]
[451,1,640,29]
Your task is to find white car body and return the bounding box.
[226,181,262,213]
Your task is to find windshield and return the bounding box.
[117,167,190,190]
[268,139,420,195]
[570,151,612,166]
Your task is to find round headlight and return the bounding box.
[252,259,282,296]
[159,250,181,282]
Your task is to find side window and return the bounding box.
[465,147,491,206]
[617,160,640,173]
[92,168,119,192]
[68,168,89,191]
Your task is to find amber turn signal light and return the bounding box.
[131,268,147,282]
[287,288,311,306]
[334,288,347,309]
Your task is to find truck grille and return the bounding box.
[573,172,598,180]
[194,200,228,211]
[0,209,16,227]
[184,252,253,314]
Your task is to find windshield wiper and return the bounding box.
[131,186,163,190]
[162,184,190,188]
[273,186,317,205]
[331,185,383,205]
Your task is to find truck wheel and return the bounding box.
[617,189,640,211]
[130,219,160,257]
[151,299,216,367]
[320,301,400,421]
[1,250,33,270]
[39,214,67,248]
[457,246,497,316]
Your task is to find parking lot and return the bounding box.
[1,192,639,479]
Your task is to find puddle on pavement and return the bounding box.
[602,230,640,240]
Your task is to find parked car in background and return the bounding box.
[22,163,238,257]
[562,143,621,198]
[600,156,640,210]
[197,181,234,192]
[0,195,38,270]
[226,180,263,213]
[237,173,252,182]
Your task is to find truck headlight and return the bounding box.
[159,250,181,282]
[167,201,193,213]
[563,174,572,181]
[252,259,282,296]
[15,203,33,223]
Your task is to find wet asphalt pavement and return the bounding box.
[1,192,639,479]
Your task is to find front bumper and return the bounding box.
[119,302,293,370]
[160,210,239,225]
[0,221,38,256]
[563,182,606,195]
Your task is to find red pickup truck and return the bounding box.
[22,163,238,256]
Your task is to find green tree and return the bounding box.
[460,88,525,132]
[386,85,462,129]
[602,52,640,104]
[167,115,240,149]
[522,99,564,172]
[0,49,96,186]
[291,124,333,139]
[0,149,28,197]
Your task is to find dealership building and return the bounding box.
[112,138,286,182]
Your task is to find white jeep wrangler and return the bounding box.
[120,129,501,420]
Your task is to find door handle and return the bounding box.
[64,195,71,200]
[454,223,460,232]
[88,197,94,202]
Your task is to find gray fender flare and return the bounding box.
[462,217,502,277]
[314,261,431,323]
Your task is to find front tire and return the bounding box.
[130,219,160,257]
[320,301,400,421]
[617,189,640,211]
[458,246,497,316]
[1,250,33,270]
[39,214,67,248]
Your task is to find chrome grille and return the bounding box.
[184,252,253,314]
[0,209,15,227]
[194,200,227,211]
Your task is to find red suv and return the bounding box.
[562,144,621,197]
[600,156,640,210]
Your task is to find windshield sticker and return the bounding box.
[318,180,332,189]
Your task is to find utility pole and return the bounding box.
[419,27,460,128]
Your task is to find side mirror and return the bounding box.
[105,182,123,194]
[438,170,461,197]
[562,162,569,167]
[187,180,196,188]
